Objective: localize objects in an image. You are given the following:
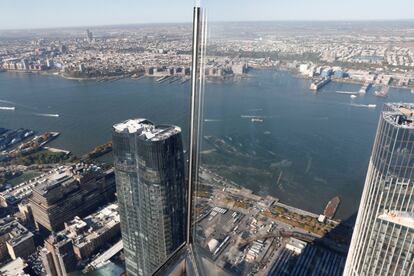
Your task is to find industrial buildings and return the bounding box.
[112,119,187,276]
[29,164,115,232]
[345,103,414,276]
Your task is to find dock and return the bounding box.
[310,78,331,91]
[155,75,171,83]
[336,91,359,95]
[359,82,371,94]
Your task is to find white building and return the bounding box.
[285,237,307,254]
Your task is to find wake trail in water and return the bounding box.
[34,113,60,118]
[204,119,222,122]
[350,103,376,109]
[0,99,15,104]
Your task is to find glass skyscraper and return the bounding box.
[112,119,187,276]
[345,103,414,276]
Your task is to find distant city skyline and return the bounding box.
[0,0,413,30]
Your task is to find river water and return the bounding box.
[1,70,413,220]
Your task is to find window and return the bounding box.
[0,1,413,276]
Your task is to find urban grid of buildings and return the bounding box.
[0,23,413,88]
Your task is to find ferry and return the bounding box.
[0,106,15,111]
[36,113,59,118]
[351,103,376,109]
[251,118,264,123]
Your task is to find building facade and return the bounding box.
[29,164,115,232]
[113,119,187,276]
[0,218,35,261]
[42,234,78,276]
[345,103,414,275]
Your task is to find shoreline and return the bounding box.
[2,68,413,90]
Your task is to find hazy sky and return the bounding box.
[0,0,413,30]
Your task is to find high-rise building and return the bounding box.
[112,119,187,276]
[345,103,414,276]
[85,29,94,43]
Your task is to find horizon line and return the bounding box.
[1,18,414,32]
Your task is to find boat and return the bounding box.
[324,196,340,219]
[350,95,357,99]
[374,86,389,98]
[36,113,60,117]
[0,106,15,111]
[251,118,264,123]
[351,104,376,108]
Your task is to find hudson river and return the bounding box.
[1,70,414,220]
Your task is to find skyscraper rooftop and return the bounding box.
[383,103,414,128]
[345,103,414,276]
[113,119,181,141]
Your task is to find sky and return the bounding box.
[0,0,413,30]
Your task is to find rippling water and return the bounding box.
[1,70,413,220]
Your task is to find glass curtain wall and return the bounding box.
[190,1,414,276]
